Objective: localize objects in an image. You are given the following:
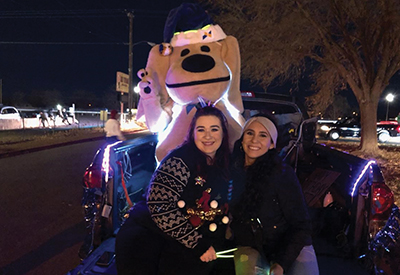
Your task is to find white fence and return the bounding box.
[0,108,139,130]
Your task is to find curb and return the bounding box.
[0,129,146,159]
[0,136,106,159]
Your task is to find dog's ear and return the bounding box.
[220,36,243,113]
[145,45,171,108]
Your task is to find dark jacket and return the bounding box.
[230,162,312,272]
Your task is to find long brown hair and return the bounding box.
[183,106,230,179]
[232,114,282,220]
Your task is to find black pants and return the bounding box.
[116,217,165,275]
[115,204,214,275]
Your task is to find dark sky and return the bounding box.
[0,0,193,104]
[1,0,399,119]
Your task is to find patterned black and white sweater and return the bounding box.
[147,144,231,257]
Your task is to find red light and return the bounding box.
[83,165,102,189]
[396,125,400,133]
[371,183,394,220]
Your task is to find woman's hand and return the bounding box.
[270,263,284,275]
[200,246,217,262]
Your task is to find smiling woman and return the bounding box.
[194,115,223,159]
[241,116,278,166]
[229,114,319,275]
[115,106,234,275]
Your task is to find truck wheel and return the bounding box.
[378,131,390,143]
[329,130,340,140]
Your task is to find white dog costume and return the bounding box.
[136,3,244,161]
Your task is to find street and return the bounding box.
[0,139,104,274]
[317,135,400,145]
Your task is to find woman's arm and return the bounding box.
[147,156,212,257]
[274,165,312,271]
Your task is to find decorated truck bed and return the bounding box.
[68,93,399,275]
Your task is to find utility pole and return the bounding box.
[0,79,2,104]
[127,11,134,114]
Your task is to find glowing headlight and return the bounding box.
[320,125,331,131]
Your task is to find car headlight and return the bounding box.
[320,125,331,131]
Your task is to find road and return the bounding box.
[0,132,144,275]
[317,135,400,145]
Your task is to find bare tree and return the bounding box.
[203,0,400,154]
[9,90,28,107]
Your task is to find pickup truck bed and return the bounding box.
[68,94,399,275]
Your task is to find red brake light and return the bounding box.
[83,165,102,189]
[371,183,394,219]
[396,125,400,133]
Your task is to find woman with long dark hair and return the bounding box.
[116,106,232,275]
[230,115,319,275]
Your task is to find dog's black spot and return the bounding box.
[201,46,210,52]
[181,49,190,57]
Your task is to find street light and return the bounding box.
[134,84,140,94]
[385,93,394,121]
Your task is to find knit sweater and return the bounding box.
[147,144,230,257]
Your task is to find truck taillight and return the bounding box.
[371,183,394,220]
[83,165,102,189]
[396,125,400,133]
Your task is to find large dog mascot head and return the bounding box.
[137,3,244,161]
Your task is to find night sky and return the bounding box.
[0,0,192,104]
[1,0,399,118]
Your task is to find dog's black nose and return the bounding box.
[144,86,151,94]
[181,54,215,73]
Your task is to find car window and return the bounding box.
[243,99,302,127]
[243,100,299,116]
[2,107,17,114]
[1,107,20,116]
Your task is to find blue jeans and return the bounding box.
[234,245,319,275]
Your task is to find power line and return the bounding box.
[0,9,168,44]
[0,41,128,45]
[0,9,127,18]
[0,9,129,44]
[0,9,168,19]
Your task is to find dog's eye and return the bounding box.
[201,46,210,52]
[181,49,190,57]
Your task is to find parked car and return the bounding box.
[68,92,399,275]
[0,105,21,119]
[317,116,400,142]
[0,105,23,130]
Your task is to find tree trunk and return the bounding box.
[359,100,379,155]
